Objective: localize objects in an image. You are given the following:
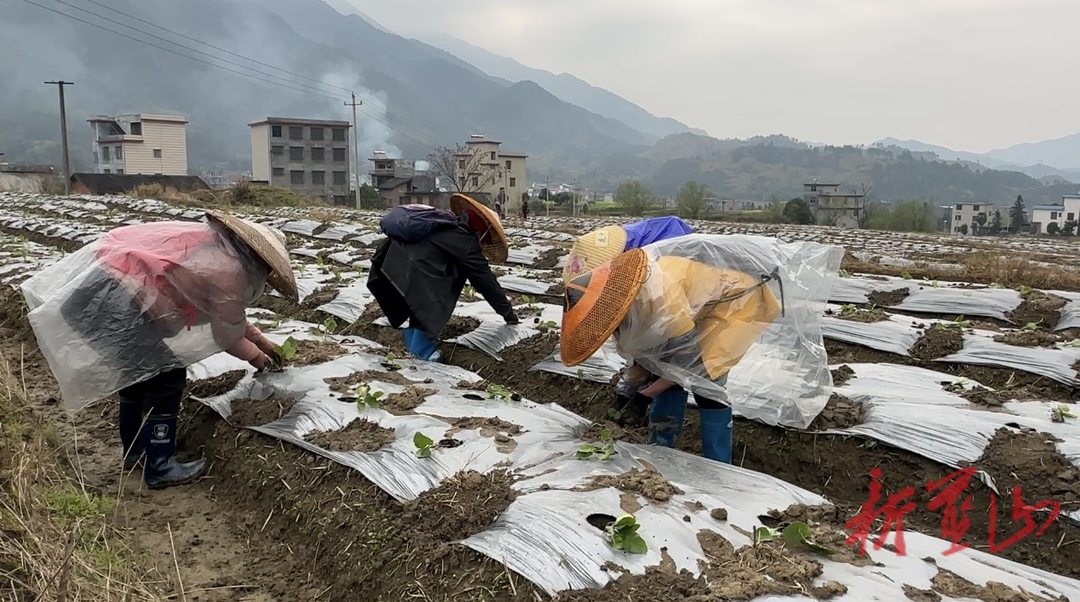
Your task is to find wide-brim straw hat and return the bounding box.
[560,248,649,366]
[205,210,298,301]
[562,225,627,284]
[449,193,509,264]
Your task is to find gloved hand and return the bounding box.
[610,392,650,426]
[504,311,520,325]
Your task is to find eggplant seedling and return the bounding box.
[604,514,647,554]
[782,521,835,556]
[576,428,615,461]
[273,337,298,362]
[413,432,436,458]
[355,384,384,410]
[536,320,558,333]
[382,352,403,371]
[485,384,518,402]
[1022,320,1042,332]
[1051,404,1078,423]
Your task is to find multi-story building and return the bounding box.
[249,117,352,205]
[949,202,1012,234]
[367,151,444,207]
[1031,194,1080,233]
[87,113,188,175]
[802,181,865,228]
[453,135,527,211]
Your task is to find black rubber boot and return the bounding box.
[118,397,145,471]
[143,413,207,490]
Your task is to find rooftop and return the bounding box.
[87,113,187,124]
[1032,205,1065,211]
[248,117,351,128]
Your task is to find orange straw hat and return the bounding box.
[562,225,628,284]
[560,248,649,366]
[449,193,509,263]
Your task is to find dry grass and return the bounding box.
[0,351,163,601]
[842,251,1080,291]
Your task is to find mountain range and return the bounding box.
[1,0,1078,206]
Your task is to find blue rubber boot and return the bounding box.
[143,414,207,490]
[700,406,734,463]
[647,389,688,448]
[118,397,145,471]
[403,327,439,361]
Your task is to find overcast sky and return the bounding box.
[349,0,1078,153]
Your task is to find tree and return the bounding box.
[551,191,573,206]
[427,143,503,194]
[990,210,1004,234]
[1046,221,1060,235]
[866,200,937,233]
[959,223,969,235]
[782,198,815,225]
[615,180,654,216]
[357,183,382,209]
[538,187,550,201]
[676,181,709,219]
[1064,220,1077,236]
[1009,195,1027,233]
[521,191,530,201]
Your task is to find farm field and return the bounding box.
[3,190,1080,601]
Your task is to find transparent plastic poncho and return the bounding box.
[21,220,268,410]
[614,234,843,429]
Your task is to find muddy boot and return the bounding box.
[143,413,207,490]
[699,406,733,464]
[118,397,145,471]
[647,389,688,448]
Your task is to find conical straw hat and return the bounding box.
[449,193,509,263]
[205,210,298,301]
[560,248,649,366]
[562,225,627,284]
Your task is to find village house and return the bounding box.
[88,113,189,176]
[453,135,527,211]
[249,117,352,206]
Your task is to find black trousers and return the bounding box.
[60,267,186,413]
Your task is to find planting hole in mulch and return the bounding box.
[582,467,684,503]
[229,396,297,427]
[399,470,517,543]
[992,330,1063,348]
[303,418,395,453]
[291,339,348,366]
[835,307,893,323]
[382,386,437,413]
[976,426,1080,509]
[324,370,423,392]
[515,305,544,318]
[831,364,856,387]
[867,288,910,307]
[441,315,480,340]
[807,394,865,431]
[438,438,463,448]
[764,503,877,568]
[1006,291,1067,329]
[910,325,964,360]
[579,421,628,442]
[187,369,246,399]
[462,393,485,401]
[445,416,523,453]
[586,513,616,531]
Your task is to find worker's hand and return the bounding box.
[249,352,275,372]
[256,336,278,356]
[503,311,520,325]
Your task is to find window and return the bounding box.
[271,125,282,138]
[973,205,980,211]
[130,122,142,135]
[1051,212,1059,220]
[955,214,961,221]
[458,159,465,169]
[116,169,123,174]
[114,145,122,159]
[332,147,347,162]
[290,170,304,185]
[289,126,303,140]
[1069,213,1076,221]
[312,171,326,185]
[505,160,512,170]
[509,177,516,187]
[289,146,304,161]
[311,147,325,162]
[489,151,496,161]
[954,204,962,209]
[310,127,324,141]
[101,146,110,161]
[332,171,347,185]
[332,128,346,141]
[103,168,111,174]
[272,167,285,177]
[271,145,283,156]
[472,176,479,188]
[153,149,162,158]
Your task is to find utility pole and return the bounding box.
[344,93,362,209]
[545,176,550,217]
[45,80,74,195]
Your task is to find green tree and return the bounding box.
[538,188,550,201]
[761,199,786,223]
[782,198,815,225]
[1009,195,1027,233]
[615,180,654,217]
[522,191,530,201]
[866,200,936,233]
[357,184,383,209]
[990,210,1004,233]
[675,181,709,219]
[1047,221,1060,235]
[1064,220,1077,236]
[552,191,573,205]
[959,223,969,235]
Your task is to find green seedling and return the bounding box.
[1018,285,1034,298]
[838,269,851,278]
[485,384,515,401]
[604,514,647,554]
[753,525,778,545]
[309,316,337,339]
[838,304,857,316]
[989,282,1004,289]
[383,352,403,371]
[332,268,344,283]
[1051,404,1078,423]
[273,337,298,362]
[520,294,537,309]
[1064,339,1080,348]
[953,315,971,328]
[316,254,330,274]
[782,521,835,556]
[576,428,616,461]
[607,408,623,421]
[900,271,912,280]
[574,368,585,391]
[860,439,878,450]
[463,284,477,298]
[1022,320,1042,332]
[944,377,971,393]
[536,320,558,333]
[355,384,384,410]
[413,432,436,458]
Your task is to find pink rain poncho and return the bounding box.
[21,220,270,410]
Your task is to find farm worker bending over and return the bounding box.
[561,216,694,425]
[368,194,519,362]
[559,235,784,463]
[21,211,298,490]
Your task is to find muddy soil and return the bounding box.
[696,530,848,600]
[910,325,965,360]
[930,567,1068,602]
[228,396,297,427]
[835,307,893,323]
[554,566,708,602]
[440,315,481,340]
[187,369,247,399]
[400,470,519,543]
[992,330,1064,348]
[532,247,565,270]
[251,284,340,326]
[546,283,566,297]
[303,418,396,453]
[583,467,684,503]
[445,417,522,453]
[806,394,865,431]
[977,427,1080,510]
[579,420,631,443]
[831,365,856,387]
[1007,291,1067,329]
[291,339,348,366]
[346,301,409,354]
[868,288,911,306]
[437,333,564,404]
[383,386,438,413]
[324,369,428,392]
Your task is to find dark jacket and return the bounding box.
[367,214,514,339]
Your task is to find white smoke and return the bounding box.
[319,69,403,161]
[415,160,430,172]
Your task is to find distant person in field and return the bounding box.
[21,211,297,490]
[368,194,519,362]
[521,198,530,221]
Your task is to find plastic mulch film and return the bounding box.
[507,244,554,266]
[827,275,916,304]
[21,220,271,409]
[820,310,924,357]
[531,340,627,383]
[446,301,562,360]
[1051,291,1080,331]
[892,286,1023,320]
[938,334,1080,387]
[314,224,368,241]
[615,234,843,430]
[279,219,322,237]
[316,282,375,324]
[498,274,553,295]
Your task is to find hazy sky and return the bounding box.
[350,0,1078,153]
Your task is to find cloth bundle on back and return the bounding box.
[367,195,518,361]
[560,233,840,463]
[22,211,298,490]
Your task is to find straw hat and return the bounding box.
[560,248,649,366]
[449,193,508,263]
[205,210,298,301]
[562,225,627,284]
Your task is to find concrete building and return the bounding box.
[368,151,420,189]
[949,202,1012,235]
[1031,194,1080,233]
[454,135,527,211]
[88,113,188,175]
[249,117,352,205]
[802,181,865,228]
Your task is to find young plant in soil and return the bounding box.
[272,336,298,366]
[520,295,537,310]
[1051,404,1077,423]
[485,384,521,402]
[576,427,616,461]
[413,432,436,458]
[1022,320,1042,332]
[355,384,384,410]
[754,522,835,556]
[574,368,586,391]
[535,320,558,333]
[382,352,403,371]
[309,316,338,340]
[605,514,648,554]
